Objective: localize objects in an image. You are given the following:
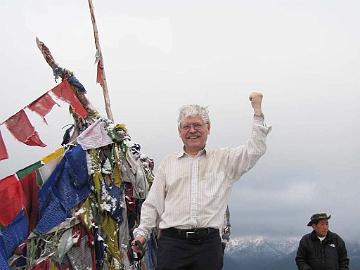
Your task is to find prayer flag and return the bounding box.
[41,147,64,164]
[0,210,29,261]
[0,129,8,161]
[16,161,43,180]
[96,59,104,87]
[0,175,25,226]
[51,80,88,119]
[19,171,40,232]
[28,92,57,124]
[5,110,46,147]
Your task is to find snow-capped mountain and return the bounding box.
[225,236,299,256]
[223,236,299,270]
[223,236,360,270]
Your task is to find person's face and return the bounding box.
[312,219,329,237]
[178,115,210,156]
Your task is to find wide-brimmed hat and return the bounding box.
[307,213,331,226]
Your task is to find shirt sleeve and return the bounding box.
[225,114,272,182]
[133,159,166,239]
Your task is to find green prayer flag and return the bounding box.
[16,161,43,179]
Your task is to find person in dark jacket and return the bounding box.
[295,213,349,270]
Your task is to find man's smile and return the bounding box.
[187,134,201,139]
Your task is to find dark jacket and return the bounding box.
[295,230,349,270]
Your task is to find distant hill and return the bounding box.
[223,236,360,270]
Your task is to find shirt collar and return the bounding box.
[176,147,207,158]
[311,230,331,241]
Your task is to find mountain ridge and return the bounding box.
[224,236,360,270]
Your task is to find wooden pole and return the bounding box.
[88,0,114,121]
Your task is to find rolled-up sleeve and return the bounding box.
[226,114,272,182]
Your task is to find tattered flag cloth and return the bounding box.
[0,129,8,161]
[38,147,65,185]
[0,249,9,270]
[66,225,94,269]
[94,226,105,268]
[35,195,68,235]
[36,145,90,234]
[30,258,50,270]
[38,158,61,185]
[41,147,64,165]
[0,210,29,259]
[0,175,25,226]
[96,59,104,87]
[16,161,42,180]
[28,93,58,124]
[67,75,86,93]
[77,119,113,150]
[51,80,88,119]
[5,110,46,147]
[19,171,40,232]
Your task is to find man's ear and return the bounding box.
[207,122,211,135]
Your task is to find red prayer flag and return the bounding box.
[28,92,57,124]
[0,129,8,161]
[96,59,104,87]
[51,80,88,119]
[19,171,39,232]
[5,110,47,147]
[0,175,25,226]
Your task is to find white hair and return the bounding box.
[178,105,210,127]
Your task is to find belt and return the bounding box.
[161,227,219,240]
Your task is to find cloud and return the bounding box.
[0,0,359,241]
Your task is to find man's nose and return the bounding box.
[189,125,197,132]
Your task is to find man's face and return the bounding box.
[312,219,329,237]
[178,115,210,156]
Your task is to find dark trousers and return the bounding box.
[156,233,223,270]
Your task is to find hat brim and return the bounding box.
[307,215,331,226]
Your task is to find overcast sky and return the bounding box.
[0,0,359,240]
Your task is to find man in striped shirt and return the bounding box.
[132,92,271,270]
